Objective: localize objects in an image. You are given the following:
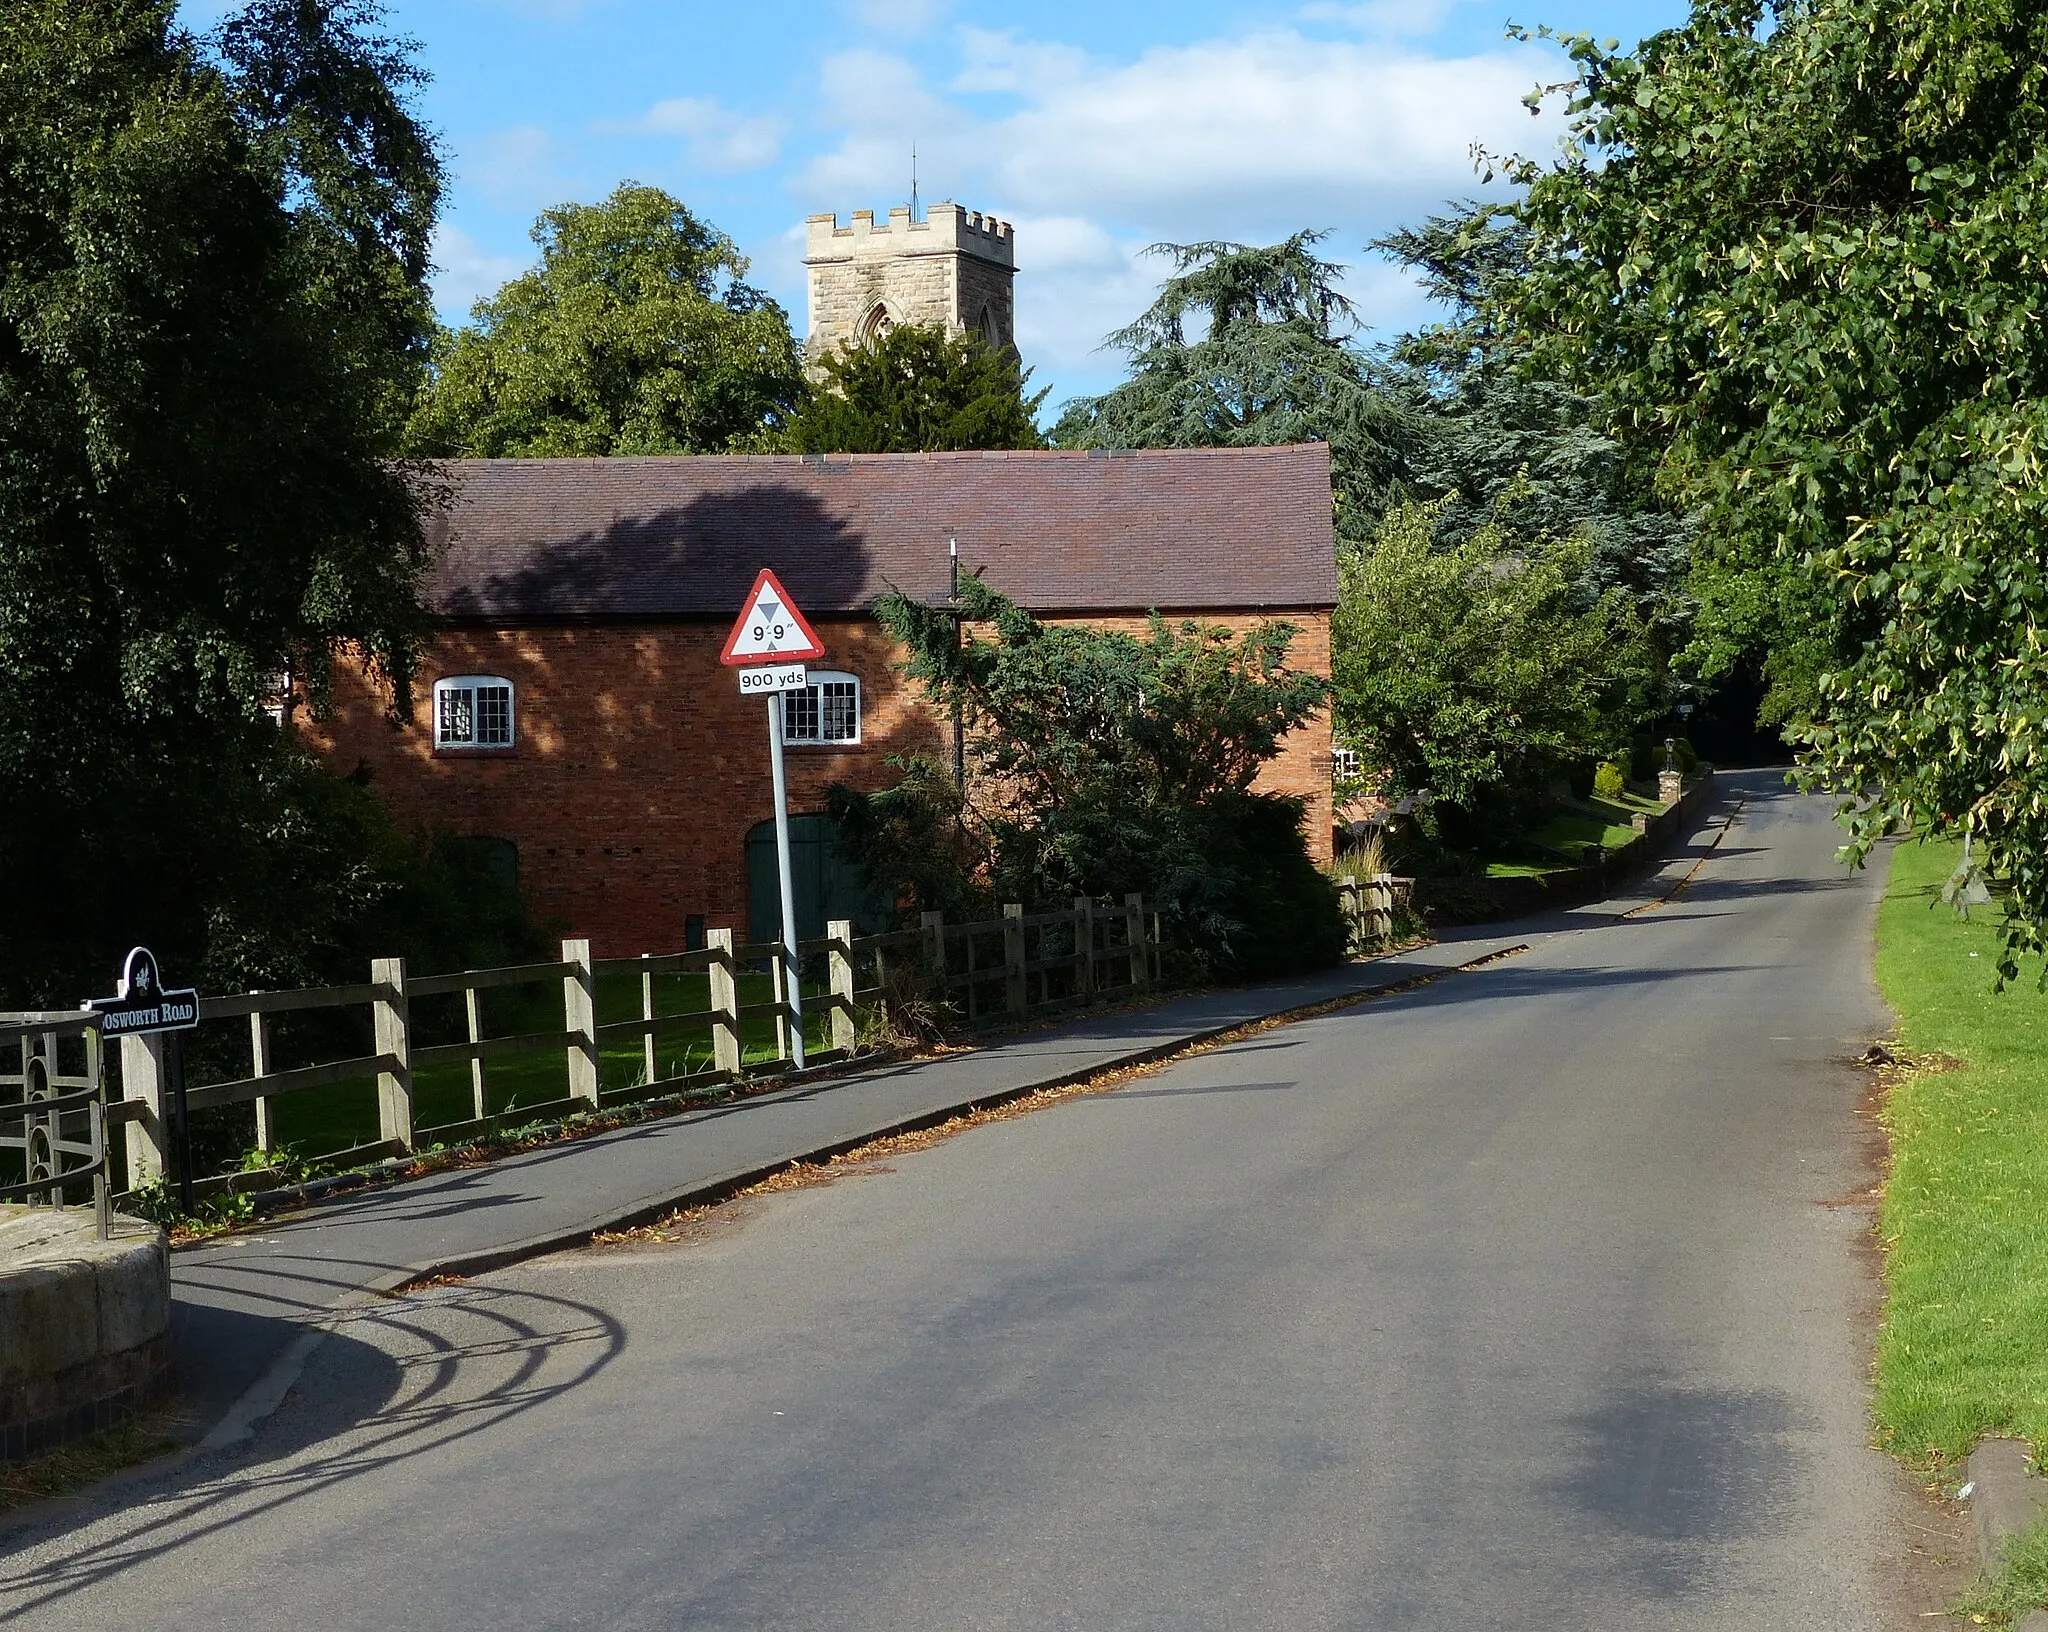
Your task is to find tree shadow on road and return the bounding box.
[1550,1374,1813,1600]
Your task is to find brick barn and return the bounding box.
[304,444,1340,957]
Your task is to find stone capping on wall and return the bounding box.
[803,203,1016,266]
[0,1206,171,1462]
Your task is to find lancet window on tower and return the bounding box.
[858,303,895,345]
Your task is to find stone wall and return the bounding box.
[1406,772,1718,925]
[0,1208,170,1461]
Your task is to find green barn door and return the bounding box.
[746,816,881,946]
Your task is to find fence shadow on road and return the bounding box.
[0,1283,624,1620]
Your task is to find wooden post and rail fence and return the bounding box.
[1,894,1162,1215]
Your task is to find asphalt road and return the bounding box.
[1,774,1942,1628]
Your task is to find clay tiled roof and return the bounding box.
[423,446,1336,622]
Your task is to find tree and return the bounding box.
[1376,207,1696,635]
[0,0,449,998]
[783,323,1047,452]
[838,578,1343,978]
[1494,1,2048,978]
[408,184,804,457]
[1332,499,1657,841]
[1051,234,1408,539]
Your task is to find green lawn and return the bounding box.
[1480,798,1645,877]
[230,964,852,1164]
[1872,838,2048,1468]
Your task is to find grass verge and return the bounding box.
[1873,838,2048,1623]
[1873,838,2048,1465]
[1956,1515,2048,1626]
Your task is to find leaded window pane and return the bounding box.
[820,681,858,742]
[784,686,821,742]
[476,685,512,746]
[439,686,474,745]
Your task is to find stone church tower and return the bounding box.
[802,204,1016,362]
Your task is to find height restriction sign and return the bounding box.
[721,568,825,665]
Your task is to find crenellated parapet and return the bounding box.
[804,203,1015,268]
[803,202,1017,364]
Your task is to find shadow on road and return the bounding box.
[0,1283,624,1619]
[1552,1376,1812,1600]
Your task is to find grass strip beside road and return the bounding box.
[1874,838,2048,1468]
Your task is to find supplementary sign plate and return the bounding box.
[86,947,199,1037]
[721,568,825,665]
[737,663,807,696]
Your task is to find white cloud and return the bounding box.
[430,223,529,319]
[464,124,567,208]
[844,0,949,33]
[793,22,1567,400]
[985,32,1558,234]
[803,29,1561,235]
[951,29,1093,95]
[634,97,787,172]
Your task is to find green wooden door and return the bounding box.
[746,815,881,946]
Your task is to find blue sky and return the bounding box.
[179,0,1691,410]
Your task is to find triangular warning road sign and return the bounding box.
[721,568,826,665]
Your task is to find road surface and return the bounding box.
[0,774,1950,1628]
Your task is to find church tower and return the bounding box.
[802,204,1016,363]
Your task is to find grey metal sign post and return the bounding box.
[87,946,200,1214]
[765,684,804,1068]
[721,569,827,1072]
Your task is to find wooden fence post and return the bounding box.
[921,910,946,1004]
[371,956,414,1151]
[827,919,857,1055]
[1074,897,1094,1000]
[1368,875,1393,945]
[118,1034,167,1188]
[563,938,598,1106]
[707,928,742,1076]
[1125,894,1147,989]
[1003,904,1027,1018]
[465,982,487,1120]
[249,1012,275,1154]
[640,954,658,1089]
[768,949,791,1064]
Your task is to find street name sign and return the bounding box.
[737,662,807,696]
[721,568,825,665]
[87,946,198,1037]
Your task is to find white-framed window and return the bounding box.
[434,675,515,750]
[782,671,861,745]
[1332,746,1362,779]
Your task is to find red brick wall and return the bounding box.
[305,608,1334,956]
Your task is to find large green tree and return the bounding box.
[1377,207,1696,635]
[783,323,1046,453]
[408,184,805,456]
[1333,498,1657,838]
[0,0,449,997]
[1051,234,1408,538]
[836,577,1343,978]
[1496,0,2048,977]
